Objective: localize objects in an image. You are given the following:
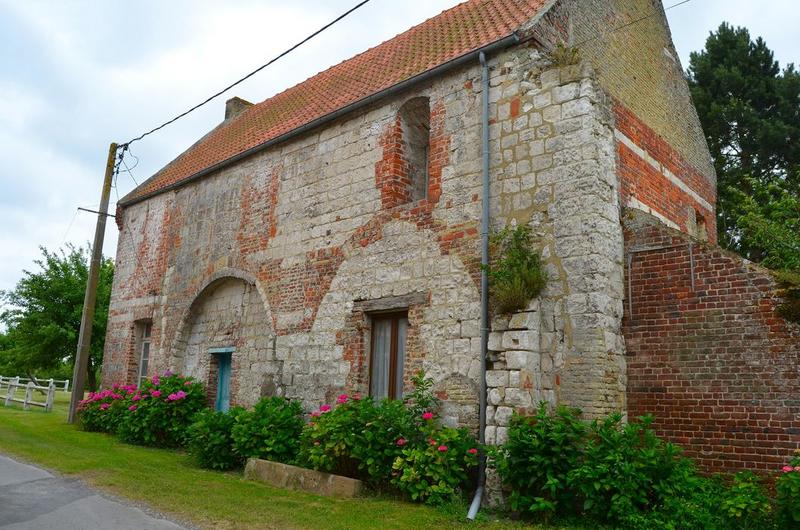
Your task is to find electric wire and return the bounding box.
[119,0,372,148]
[572,0,693,48]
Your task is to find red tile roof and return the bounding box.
[120,0,547,205]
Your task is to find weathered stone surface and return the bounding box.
[245,458,363,498]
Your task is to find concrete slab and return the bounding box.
[0,454,186,530]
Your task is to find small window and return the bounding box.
[136,321,152,388]
[369,312,408,399]
[397,97,430,202]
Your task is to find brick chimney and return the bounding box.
[225,97,252,120]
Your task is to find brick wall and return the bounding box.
[624,209,800,472]
[534,0,717,240]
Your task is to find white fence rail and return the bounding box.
[0,375,69,392]
[2,377,57,412]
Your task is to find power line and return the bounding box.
[572,0,693,48]
[120,0,372,148]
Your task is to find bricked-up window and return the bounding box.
[369,312,408,399]
[398,97,430,202]
[135,321,152,388]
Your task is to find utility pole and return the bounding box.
[67,142,118,424]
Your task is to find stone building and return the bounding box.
[103,0,799,470]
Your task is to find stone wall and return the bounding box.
[103,43,627,432]
[483,61,626,443]
[623,209,800,472]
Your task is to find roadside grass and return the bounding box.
[0,392,557,530]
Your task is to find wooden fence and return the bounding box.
[2,377,56,412]
[0,375,69,392]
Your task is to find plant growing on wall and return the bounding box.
[486,224,547,314]
[774,270,800,324]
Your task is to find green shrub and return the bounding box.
[486,224,546,314]
[231,397,304,464]
[492,404,586,521]
[567,414,692,524]
[298,394,415,482]
[186,407,246,470]
[116,372,206,447]
[77,383,136,433]
[390,420,479,505]
[777,455,800,528]
[719,472,773,529]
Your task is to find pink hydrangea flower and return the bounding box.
[100,403,110,410]
[151,375,160,386]
[176,390,186,400]
[320,404,331,413]
[396,438,407,446]
[150,390,161,398]
[438,445,448,452]
[421,412,434,420]
[167,393,178,401]
[337,394,348,404]
[783,466,794,473]
[162,369,173,377]
[128,405,137,411]
[310,411,321,417]
[131,394,141,402]
[468,448,478,455]
[112,382,120,390]
[352,393,362,401]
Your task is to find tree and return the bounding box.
[0,245,114,390]
[687,23,800,268]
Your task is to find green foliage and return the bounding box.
[404,370,438,419]
[719,472,773,528]
[391,423,479,505]
[568,415,692,524]
[486,224,546,314]
[550,42,580,67]
[777,454,800,528]
[688,23,800,269]
[0,245,113,389]
[774,270,800,323]
[230,397,304,464]
[186,407,246,470]
[117,372,206,447]
[492,404,585,521]
[494,406,777,528]
[298,394,416,483]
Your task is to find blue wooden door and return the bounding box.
[215,353,232,412]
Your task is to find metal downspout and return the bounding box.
[467,49,490,522]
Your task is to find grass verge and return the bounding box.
[0,392,535,530]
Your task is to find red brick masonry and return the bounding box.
[623,210,800,473]
[614,101,718,243]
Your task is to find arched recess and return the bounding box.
[170,269,279,408]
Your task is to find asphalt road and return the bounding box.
[0,454,186,530]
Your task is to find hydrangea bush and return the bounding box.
[298,373,479,503]
[116,372,206,447]
[777,454,800,528]
[77,383,137,433]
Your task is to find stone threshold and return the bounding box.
[244,458,363,498]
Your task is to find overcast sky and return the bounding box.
[0,0,797,293]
